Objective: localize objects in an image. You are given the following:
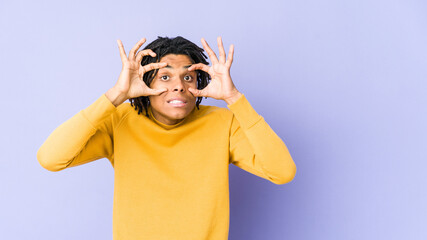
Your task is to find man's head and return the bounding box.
[129,36,210,124]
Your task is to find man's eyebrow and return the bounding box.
[164,64,193,69]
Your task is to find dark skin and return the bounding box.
[105,36,242,125]
[148,54,198,125]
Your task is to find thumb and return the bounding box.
[188,87,201,97]
[152,87,167,95]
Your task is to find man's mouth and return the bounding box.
[167,99,187,107]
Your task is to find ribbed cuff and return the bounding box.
[227,94,262,129]
[81,94,117,127]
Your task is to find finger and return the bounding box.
[129,37,146,61]
[187,63,211,73]
[201,38,218,64]
[148,87,168,96]
[217,36,226,64]
[226,44,234,68]
[117,39,127,63]
[136,49,157,64]
[141,62,168,74]
[188,87,207,98]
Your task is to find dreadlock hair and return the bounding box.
[129,36,210,117]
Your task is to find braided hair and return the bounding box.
[129,36,211,117]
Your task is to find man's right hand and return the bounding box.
[106,38,168,107]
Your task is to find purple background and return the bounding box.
[1,0,426,239]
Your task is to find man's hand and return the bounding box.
[187,37,242,105]
[106,38,168,107]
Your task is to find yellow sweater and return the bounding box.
[37,93,296,240]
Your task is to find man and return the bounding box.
[37,36,296,240]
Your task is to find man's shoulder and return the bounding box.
[196,104,233,121]
[107,101,139,126]
[116,101,135,115]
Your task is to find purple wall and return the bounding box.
[1,0,426,239]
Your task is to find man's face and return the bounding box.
[148,54,198,125]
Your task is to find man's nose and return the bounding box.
[172,79,185,92]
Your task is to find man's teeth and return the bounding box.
[169,100,184,104]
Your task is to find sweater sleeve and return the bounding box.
[37,94,117,172]
[227,94,296,185]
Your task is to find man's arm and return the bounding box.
[187,36,296,184]
[227,93,296,185]
[37,93,117,172]
[37,36,171,172]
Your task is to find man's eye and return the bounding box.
[184,75,192,81]
[161,76,169,81]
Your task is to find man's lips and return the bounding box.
[167,97,187,107]
[167,97,187,103]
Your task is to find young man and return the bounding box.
[37,36,296,240]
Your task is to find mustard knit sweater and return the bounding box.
[37,93,296,240]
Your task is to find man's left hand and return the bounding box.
[188,37,242,104]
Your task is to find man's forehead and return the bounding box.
[159,54,194,70]
[164,64,192,69]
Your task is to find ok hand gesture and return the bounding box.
[111,38,168,102]
[187,37,242,104]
